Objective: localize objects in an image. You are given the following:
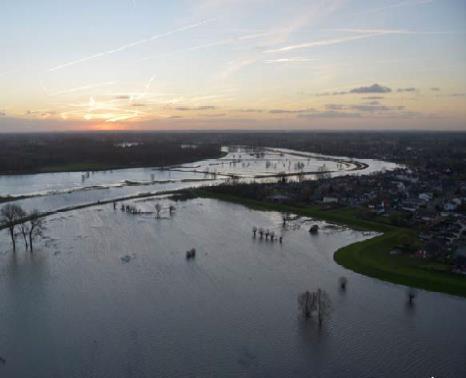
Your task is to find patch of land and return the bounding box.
[192,189,466,298]
[0,133,222,175]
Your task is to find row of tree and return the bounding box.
[0,204,45,252]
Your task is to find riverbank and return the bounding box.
[0,154,224,176]
[192,189,466,298]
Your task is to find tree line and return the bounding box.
[0,134,221,174]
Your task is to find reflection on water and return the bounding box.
[0,198,465,378]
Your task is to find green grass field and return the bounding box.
[195,190,466,298]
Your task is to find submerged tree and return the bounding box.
[298,288,332,326]
[339,276,348,291]
[27,210,45,253]
[407,288,417,306]
[1,204,26,252]
[19,221,30,250]
[155,203,162,218]
[298,291,314,319]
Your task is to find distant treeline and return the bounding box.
[184,131,466,173]
[0,131,465,175]
[0,133,222,174]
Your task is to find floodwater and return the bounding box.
[0,146,399,214]
[0,198,465,378]
[1,147,464,378]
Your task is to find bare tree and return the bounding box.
[298,288,332,326]
[19,221,30,250]
[339,276,348,291]
[1,204,26,252]
[169,205,176,215]
[258,227,264,239]
[155,203,162,219]
[27,210,45,253]
[407,288,417,306]
[298,291,314,319]
[316,289,331,326]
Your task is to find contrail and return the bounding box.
[264,33,383,53]
[49,19,213,72]
[46,81,117,96]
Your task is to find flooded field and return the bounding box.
[1,146,464,378]
[0,197,465,378]
[0,146,399,214]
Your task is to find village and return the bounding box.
[207,153,466,275]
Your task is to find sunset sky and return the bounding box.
[0,0,465,131]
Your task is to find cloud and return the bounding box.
[351,104,405,112]
[397,87,417,92]
[315,84,392,97]
[175,105,217,111]
[315,91,348,97]
[350,83,392,94]
[218,58,258,80]
[362,96,384,100]
[298,111,361,118]
[202,113,226,117]
[234,108,264,113]
[49,19,212,72]
[269,108,315,114]
[430,87,440,91]
[45,81,116,96]
[357,0,434,16]
[264,33,380,53]
[264,57,316,64]
[325,104,346,111]
[326,102,405,113]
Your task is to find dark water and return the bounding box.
[0,198,464,378]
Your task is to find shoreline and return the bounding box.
[191,190,466,298]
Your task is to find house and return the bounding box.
[322,196,338,204]
[418,192,433,202]
[444,202,457,212]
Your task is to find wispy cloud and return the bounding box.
[355,0,434,16]
[263,33,381,53]
[269,108,315,114]
[175,105,217,111]
[316,83,392,96]
[264,57,317,64]
[218,58,258,80]
[233,108,264,113]
[298,110,361,119]
[397,87,417,92]
[49,20,213,72]
[350,83,392,94]
[46,81,117,96]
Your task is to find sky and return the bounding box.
[0,0,465,132]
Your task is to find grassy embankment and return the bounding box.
[193,190,466,298]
